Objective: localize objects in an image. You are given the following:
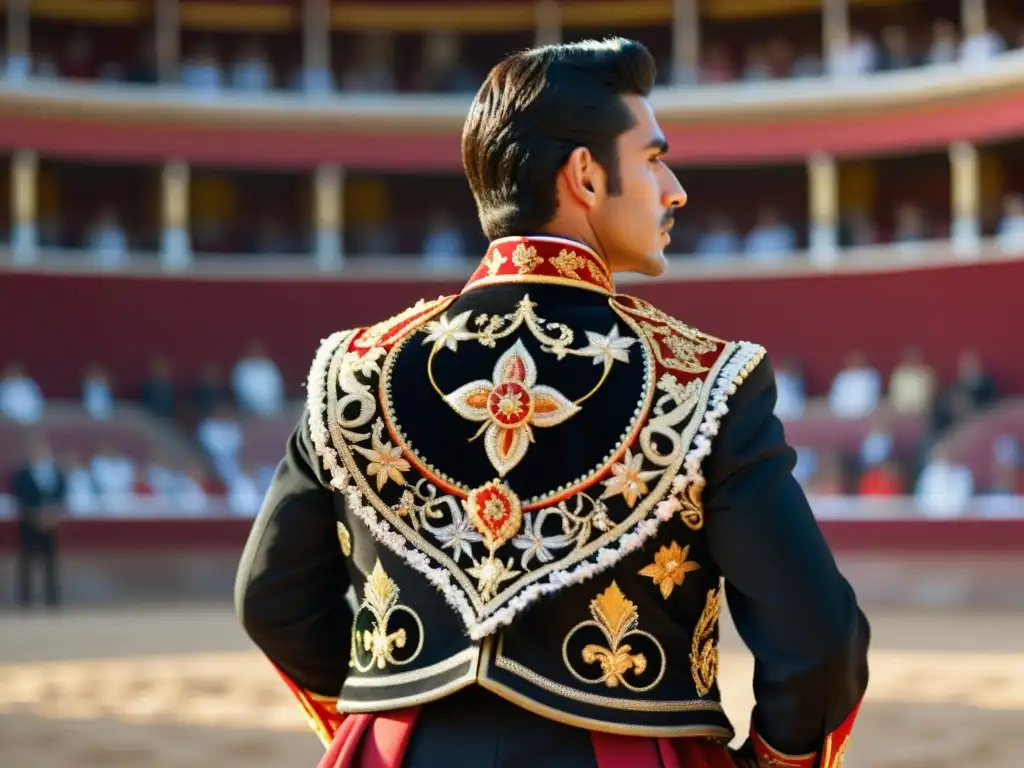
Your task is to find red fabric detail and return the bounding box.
[464,237,614,294]
[317,708,421,768]
[590,732,736,768]
[821,697,863,768]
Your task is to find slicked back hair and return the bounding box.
[461,38,657,241]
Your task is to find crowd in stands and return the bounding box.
[2,341,1020,519]
[779,347,1018,517]
[0,340,289,518]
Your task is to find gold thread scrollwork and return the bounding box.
[691,584,722,697]
[612,297,720,375]
[350,560,424,673]
[562,582,666,693]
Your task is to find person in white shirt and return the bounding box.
[927,20,960,65]
[232,339,285,417]
[0,362,45,424]
[773,359,806,420]
[82,364,115,420]
[180,43,224,96]
[915,446,974,518]
[86,207,129,269]
[695,214,742,259]
[888,347,936,414]
[64,453,99,516]
[230,38,273,92]
[960,28,1005,67]
[174,463,211,516]
[997,192,1024,254]
[744,207,797,260]
[859,415,894,468]
[227,464,265,517]
[197,403,244,481]
[828,351,881,419]
[89,445,137,515]
[828,28,877,77]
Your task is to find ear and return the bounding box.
[561,146,603,209]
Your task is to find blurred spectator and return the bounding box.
[230,38,273,92]
[63,452,99,516]
[744,207,797,260]
[181,42,224,95]
[997,192,1024,254]
[960,26,1005,66]
[878,26,916,71]
[192,362,232,419]
[698,43,734,84]
[61,31,95,81]
[174,462,212,516]
[915,445,973,517]
[858,457,905,497]
[792,447,820,486]
[90,444,137,515]
[892,203,928,246]
[888,347,937,414]
[955,350,999,410]
[145,451,181,499]
[342,31,397,92]
[0,362,45,424]
[806,452,846,495]
[859,414,894,469]
[413,32,478,93]
[840,210,878,247]
[828,28,877,77]
[988,436,1021,494]
[927,20,959,65]
[695,214,742,259]
[766,38,795,78]
[774,358,806,420]
[742,45,773,81]
[12,436,66,607]
[82,363,115,420]
[790,48,823,78]
[197,402,244,481]
[227,463,265,517]
[140,357,176,420]
[232,340,284,417]
[828,351,881,419]
[86,207,129,268]
[422,209,466,267]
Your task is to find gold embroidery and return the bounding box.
[352,419,410,490]
[444,340,581,476]
[691,584,722,697]
[586,260,614,291]
[563,582,666,693]
[600,447,661,508]
[612,298,720,375]
[463,481,523,599]
[351,560,424,672]
[638,542,700,599]
[336,521,352,557]
[550,248,589,280]
[511,243,543,274]
[829,736,850,768]
[486,248,507,276]
[353,296,456,354]
[678,478,705,531]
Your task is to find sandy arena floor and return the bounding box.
[1,605,1023,767]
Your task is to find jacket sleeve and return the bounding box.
[702,353,870,768]
[234,406,353,745]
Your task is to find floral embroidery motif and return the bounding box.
[463,481,524,599]
[691,583,722,697]
[563,582,666,692]
[352,419,410,491]
[486,248,507,276]
[511,243,543,274]
[638,541,700,599]
[422,310,475,353]
[350,559,424,672]
[336,521,352,557]
[601,447,661,508]
[549,248,589,280]
[577,325,637,369]
[444,340,580,476]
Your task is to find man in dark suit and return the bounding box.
[12,436,67,608]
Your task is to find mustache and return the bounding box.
[660,212,675,230]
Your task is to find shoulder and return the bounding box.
[609,292,767,390]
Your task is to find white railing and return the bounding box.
[1,49,1023,128]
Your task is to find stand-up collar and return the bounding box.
[463,236,615,295]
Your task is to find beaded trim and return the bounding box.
[307,328,766,640]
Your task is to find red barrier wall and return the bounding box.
[0,258,1012,398]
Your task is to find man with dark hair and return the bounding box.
[12,435,66,608]
[236,38,869,768]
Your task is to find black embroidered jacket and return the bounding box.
[236,236,870,768]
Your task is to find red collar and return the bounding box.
[463,236,615,295]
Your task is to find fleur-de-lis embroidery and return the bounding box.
[691,583,722,697]
[511,243,543,274]
[350,560,424,673]
[562,582,666,693]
